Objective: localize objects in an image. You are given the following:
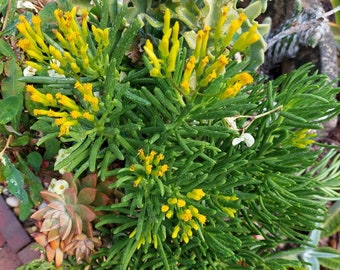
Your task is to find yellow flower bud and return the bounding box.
[177,199,186,208]
[223,207,237,218]
[161,205,169,212]
[166,210,173,219]
[133,176,143,187]
[168,198,177,205]
[172,225,181,239]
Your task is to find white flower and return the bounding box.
[225,117,238,130]
[23,65,37,77]
[17,0,38,12]
[232,133,255,147]
[53,179,69,195]
[48,59,65,78]
[55,149,70,174]
[48,178,69,195]
[48,178,58,192]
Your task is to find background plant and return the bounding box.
[2,0,340,269]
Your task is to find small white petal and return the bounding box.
[54,180,69,195]
[232,137,244,146]
[225,117,238,130]
[22,1,38,12]
[48,178,58,192]
[23,66,37,77]
[243,133,255,147]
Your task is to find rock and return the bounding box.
[6,196,20,208]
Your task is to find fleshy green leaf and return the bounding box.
[0,96,22,124]
[78,187,97,205]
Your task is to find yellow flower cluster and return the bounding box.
[17,8,109,77]
[129,149,169,187]
[27,81,98,136]
[161,189,206,244]
[180,7,258,97]
[219,72,254,100]
[291,129,316,148]
[143,9,180,77]
[143,6,259,98]
[217,194,238,218]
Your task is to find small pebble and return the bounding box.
[2,187,9,196]
[6,196,20,208]
[13,207,20,216]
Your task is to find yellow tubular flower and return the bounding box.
[136,236,145,250]
[53,29,70,49]
[50,62,65,75]
[19,15,36,38]
[25,61,43,71]
[223,13,247,47]
[54,9,63,29]
[129,228,137,238]
[291,129,316,148]
[181,56,196,94]
[172,225,181,239]
[219,72,253,100]
[35,34,49,54]
[70,110,82,119]
[223,207,237,218]
[47,110,69,118]
[70,62,80,73]
[26,50,45,62]
[55,93,80,111]
[196,56,209,78]
[153,234,158,249]
[184,225,193,237]
[194,30,203,58]
[161,205,169,212]
[196,213,207,224]
[32,15,43,39]
[26,85,57,106]
[91,25,102,45]
[200,26,211,59]
[83,112,94,122]
[103,28,109,47]
[219,82,242,100]
[159,29,171,58]
[215,6,229,41]
[133,175,143,187]
[177,199,186,208]
[182,232,189,244]
[200,70,217,87]
[168,198,178,205]
[33,109,50,116]
[17,38,41,56]
[163,8,171,35]
[178,209,193,222]
[166,210,173,219]
[187,189,206,201]
[144,40,162,77]
[59,119,78,137]
[63,51,75,63]
[165,21,180,74]
[205,54,229,76]
[82,11,89,39]
[189,220,199,231]
[233,23,260,52]
[66,33,78,55]
[49,46,67,66]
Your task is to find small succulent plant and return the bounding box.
[31,173,116,267]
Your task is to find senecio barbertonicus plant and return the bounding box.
[15,0,340,269]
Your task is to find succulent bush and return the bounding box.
[1,0,340,269]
